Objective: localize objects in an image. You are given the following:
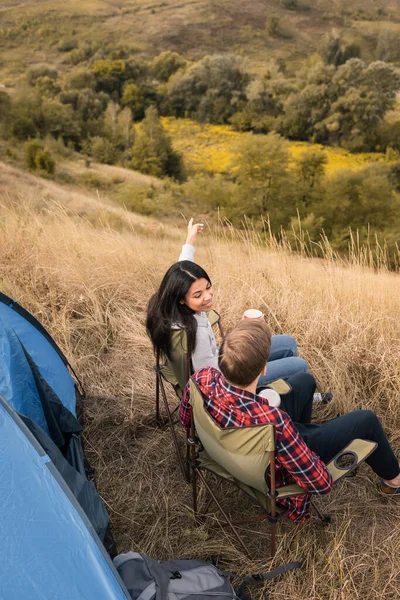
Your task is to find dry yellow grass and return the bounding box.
[0,178,399,599]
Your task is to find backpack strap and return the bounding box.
[223,561,304,600]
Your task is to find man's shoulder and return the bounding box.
[192,366,220,381]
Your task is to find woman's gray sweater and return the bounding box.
[178,244,219,372]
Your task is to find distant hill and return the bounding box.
[1,0,399,83]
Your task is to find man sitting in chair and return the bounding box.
[180,319,400,523]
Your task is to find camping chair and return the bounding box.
[154,310,223,482]
[187,378,378,558]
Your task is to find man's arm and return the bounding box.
[178,218,204,262]
[179,380,192,428]
[276,413,333,495]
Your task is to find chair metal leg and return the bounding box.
[155,372,161,425]
[197,470,251,556]
[310,500,331,524]
[201,478,221,516]
[159,374,189,483]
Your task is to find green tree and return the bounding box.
[233,132,295,229]
[150,51,187,82]
[121,83,145,120]
[0,91,12,137]
[295,149,327,210]
[182,174,239,216]
[117,107,133,151]
[231,67,289,133]
[168,54,250,123]
[104,101,133,150]
[89,136,119,164]
[130,107,184,180]
[41,101,81,145]
[92,59,127,95]
[313,165,400,247]
[281,83,331,141]
[10,90,43,140]
[321,36,361,67]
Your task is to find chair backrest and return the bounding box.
[189,379,275,495]
[160,310,222,397]
[161,328,190,397]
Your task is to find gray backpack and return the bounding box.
[113,551,302,600]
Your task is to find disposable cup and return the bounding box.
[258,388,281,408]
[243,309,263,319]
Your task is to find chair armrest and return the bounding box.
[326,438,378,483]
[261,379,292,396]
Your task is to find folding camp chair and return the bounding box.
[187,378,377,558]
[154,310,223,482]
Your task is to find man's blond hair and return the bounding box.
[218,319,272,387]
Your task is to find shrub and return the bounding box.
[35,149,56,174]
[266,15,280,37]
[80,172,109,189]
[66,68,96,91]
[57,39,78,53]
[24,140,56,174]
[115,182,158,214]
[26,64,58,87]
[282,0,298,9]
[25,140,43,170]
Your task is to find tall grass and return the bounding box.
[0,191,399,599]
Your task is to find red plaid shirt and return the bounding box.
[180,367,333,523]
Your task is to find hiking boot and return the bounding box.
[313,392,333,404]
[379,479,400,496]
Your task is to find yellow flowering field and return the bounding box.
[162,117,391,176]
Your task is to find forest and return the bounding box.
[1,0,400,257]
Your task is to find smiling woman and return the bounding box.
[182,277,214,313]
[146,219,309,383]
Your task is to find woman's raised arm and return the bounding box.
[178,218,204,262]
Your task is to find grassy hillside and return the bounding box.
[0,0,398,84]
[0,167,399,599]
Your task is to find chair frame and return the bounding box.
[188,397,303,557]
[154,311,224,483]
[187,378,378,558]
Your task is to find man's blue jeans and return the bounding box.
[258,334,308,385]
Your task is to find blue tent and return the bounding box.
[0,292,79,420]
[0,293,130,598]
[0,396,130,600]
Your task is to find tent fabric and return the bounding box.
[0,313,49,433]
[0,292,78,415]
[0,396,130,600]
[19,412,109,541]
[0,292,114,547]
[0,315,87,473]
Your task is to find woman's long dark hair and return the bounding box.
[146,260,212,360]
